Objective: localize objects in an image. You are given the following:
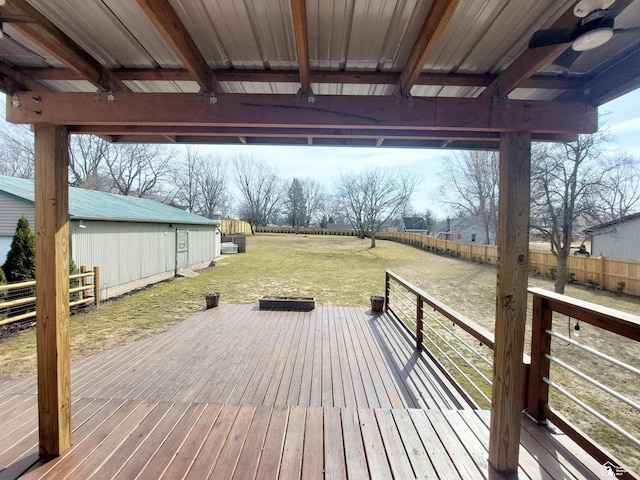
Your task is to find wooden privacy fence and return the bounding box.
[256,226,357,236]
[217,220,252,235]
[378,231,640,297]
[0,266,100,327]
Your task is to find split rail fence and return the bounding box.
[0,266,100,327]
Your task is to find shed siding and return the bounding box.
[187,227,218,269]
[71,221,176,300]
[0,195,35,236]
[70,221,218,300]
[591,219,640,261]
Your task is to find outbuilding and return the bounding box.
[0,175,220,299]
[585,212,640,261]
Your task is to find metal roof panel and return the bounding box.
[0,175,216,225]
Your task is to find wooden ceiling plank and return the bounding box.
[291,0,310,94]
[394,0,461,96]
[135,0,220,93]
[7,0,130,92]
[7,92,597,136]
[479,2,580,100]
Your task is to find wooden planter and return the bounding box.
[205,292,220,309]
[370,295,384,312]
[259,296,315,311]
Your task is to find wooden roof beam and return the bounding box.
[7,0,130,92]
[67,125,575,143]
[0,61,51,94]
[563,48,640,106]
[479,2,580,100]
[135,0,220,93]
[291,0,310,95]
[394,0,460,96]
[7,92,598,136]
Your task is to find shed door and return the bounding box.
[176,229,189,270]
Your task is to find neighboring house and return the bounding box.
[0,176,221,299]
[379,218,402,233]
[585,212,640,261]
[436,216,495,244]
[402,216,428,235]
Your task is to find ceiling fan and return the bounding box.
[528,0,638,68]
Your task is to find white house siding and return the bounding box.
[70,221,177,300]
[0,195,36,262]
[187,227,220,270]
[591,219,640,261]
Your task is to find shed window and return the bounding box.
[472,234,476,242]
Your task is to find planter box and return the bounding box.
[370,295,384,312]
[259,296,315,311]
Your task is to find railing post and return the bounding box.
[94,266,101,307]
[80,265,87,301]
[416,295,423,351]
[527,293,552,422]
[384,272,390,312]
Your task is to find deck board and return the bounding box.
[0,304,613,479]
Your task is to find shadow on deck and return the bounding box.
[0,304,608,479]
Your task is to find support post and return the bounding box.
[80,265,87,301]
[94,266,101,307]
[527,293,552,421]
[384,272,390,312]
[416,295,424,351]
[489,131,531,474]
[34,124,71,456]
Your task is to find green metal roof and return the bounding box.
[0,175,217,226]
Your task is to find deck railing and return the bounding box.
[384,271,640,476]
[384,270,498,409]
[0,265,100,327]
[527,287,640,475]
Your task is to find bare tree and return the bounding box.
[106,143,174,197]
[69,135,115,191]
[198,156,230,219]
[233,155,283,233]
[439,151,499,244]
[530,132,611,293]
[337,167,417,248]
[595,152,640,222]
[172,147,202,211]
[0,122,34,179]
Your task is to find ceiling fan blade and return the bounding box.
[529,28,574,48]
[553,48,582,68]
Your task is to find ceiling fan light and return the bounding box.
[572,27,614,51]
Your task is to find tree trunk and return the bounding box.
[370,231,376,248]
[554,252,568,293]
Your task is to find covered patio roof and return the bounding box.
[2,0,639,147]
[1,0,639,476]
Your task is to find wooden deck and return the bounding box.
[0,304,608,479]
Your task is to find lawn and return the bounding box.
[0,233,638,468]
[2,233,639,378]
